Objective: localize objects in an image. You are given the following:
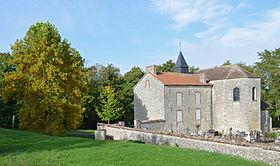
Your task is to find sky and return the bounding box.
[1,0,280,73]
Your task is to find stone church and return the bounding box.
[134,51,272,134]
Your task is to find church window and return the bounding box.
[252,87,257,101]
[145,80,150,88]
[195,108,201,121]
[195,92,201,107]
[233,87,240,101]
[176,110,183,123]
[176,92,182,106]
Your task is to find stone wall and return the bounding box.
[134,73,165,121]
[138,119,167,132]
[135,82,213,134]
[96,124,280,165]
[163,85,213,133]
[261,110,272,132]
[211,78,261,133]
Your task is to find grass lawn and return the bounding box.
[0,128,267,166]
[76,129,95,134]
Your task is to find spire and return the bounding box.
[174,51,189,73]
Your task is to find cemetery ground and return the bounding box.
[0,128,267,166]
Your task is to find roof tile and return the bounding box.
[153,72,210,86]
[197,65,258,81]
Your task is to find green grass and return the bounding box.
[0,128,267,166]
[76,129,95,134]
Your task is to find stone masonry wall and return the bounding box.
[163,85,213,133]
[139,120,166,132]
[134,73,165,121]
[261,110,272,132]
[211,78,261,133]
[97,124,280,165]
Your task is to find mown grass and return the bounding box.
[0,128,267,166]
[76,129,95,134]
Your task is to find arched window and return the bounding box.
[176,92,182,106]
[252,87,257,101]
[233,87,240,101]
[145,80,150,88]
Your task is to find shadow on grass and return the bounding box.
[0,128,106,156]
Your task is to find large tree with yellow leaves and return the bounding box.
[2,22,86,134]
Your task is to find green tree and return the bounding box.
[222,60,232,66]
[0,53,14,86]
[156,60,199,73]
[96,85,124,124]
[236,62,255,74]
[121,66,144,126]
[2,22,86,134]
[189,65,199,73]
[0,52,17,128]
[81,66,101,129]
[255,48,280,126]
[156,60,175,72]
[99,64,124,89]
[81,64,124,129]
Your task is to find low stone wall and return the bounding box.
[138,119,166,132]
[96,123,280,165]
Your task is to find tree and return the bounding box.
[121,67,144,126]
[156,60,175,72]
[98,64,124,89]
[2,22,86,134]
[236,62,255,74]
[81,66,101,129]
[96,86,124,124]
[255,48,280,127]
[0,53,15,87]
[0,52,17,128]
[81,64,124,129]
[222,60,232,66]
[189,65,199,73]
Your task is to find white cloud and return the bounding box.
[152,0,232,30]
[237,0,249,8]
[219,8,280,47]
[153,1,280,68]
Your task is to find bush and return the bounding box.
[268,131,279,139]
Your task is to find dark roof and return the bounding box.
[261,101,272,111]
[174,51,189,73]
[153,72,211,86]
[197,65,259,81]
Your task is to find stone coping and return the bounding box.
[140,119,166,123]
[97,123,280,152]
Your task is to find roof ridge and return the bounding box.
[201,64,236,71]
[225,65,234,79]
[160,72,199,76]
[197,64,259,81]
[237,65,249,77]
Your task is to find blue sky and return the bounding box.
[1,0,280,73]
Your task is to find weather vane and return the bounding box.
[179,42,182,51]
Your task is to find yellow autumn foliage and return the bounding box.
[2,22,86,134]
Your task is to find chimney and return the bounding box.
[145,65,156,75]
[198,73,207,83]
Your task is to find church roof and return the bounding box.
[175,51,188,68]
[197,65,258,81]
[174,51,189,73]
[153,72,211,86]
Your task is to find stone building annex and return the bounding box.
[134,51,272,134]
